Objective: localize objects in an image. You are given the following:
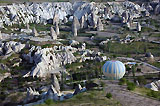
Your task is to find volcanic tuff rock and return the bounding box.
[0,1,153,29]
[52,74,60,94]
[53,12,60,25]
[0,41,25,56]
[145,80,160,91]
[24,87,40,103]
[23,47,76,77]
[136,22,141,32]
[45,85,59,101]
[55,22,60,35]
[50,27,57,40]
[155,3,160,14]
[32,27,38,37]
[72,16,79,37]
[0,31,2,39]
[97,18,103,31]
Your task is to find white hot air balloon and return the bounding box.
[102,60,125,80]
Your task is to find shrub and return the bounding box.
[100,81,105,87]
[119,78,127,85]
[106,93,112,99]
[127,82,136,91]
[136,68,141,72]
[44,99,54,105]
[147,90,159,99]
[137,76,147,85]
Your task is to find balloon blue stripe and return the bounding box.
[113,62,116,74]
[108,63,113,73]
[105,62,110,72]
[103,60,125,80]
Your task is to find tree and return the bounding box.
[132,65,136,82]
[127,82,136,91]
[106,93,112,99]
[137,76,146,85]
[107,41,111,53]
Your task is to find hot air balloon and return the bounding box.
[102,60,125,80]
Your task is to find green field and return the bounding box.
[36,90,121,106]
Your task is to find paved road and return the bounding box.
[117,57,160,71]
[104,81,160,106]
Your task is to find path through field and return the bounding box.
[104,80,160,106]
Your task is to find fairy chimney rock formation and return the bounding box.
[97,18,103,31]
[53,12,59,25]
[32,27,38,37]
[55,22,60,35]
[0,31,2,39]
[50,27,57,40]
[136,22,141,32]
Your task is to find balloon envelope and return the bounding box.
[102,60,125,80]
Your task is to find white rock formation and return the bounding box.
[53,74,60,94]
[0,41,25,56]
[45,85,59,101]
[24,87,40,103]
[155,3,160,14]
[0,31,2,40]
[122,11,129,24]
[72,16,80,30]
[81,43,86,50]
[72,16,78,37]
[73,24,77,37]
[0,72,11,82]
[136,22,141,32]
[32,27,38,37]
[53,12,59,25]
[55,22,60,35]
[97,18,103,31]
[80,15,85,29]
[145,80,160,91]
[23,47,76,77]
[0,2,72,26]
[63,17,68,23]
[73,84,86,95]
[69,40,79,45]
[26,23,30,30]
[145,52,154,59]
[91,11,98,28]
[50,27,57,40]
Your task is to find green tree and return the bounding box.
[107,41,111,53]
[106,93,112,99]
[137,76,147,85]
[132,65,136,82]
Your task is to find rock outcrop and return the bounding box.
[0,1,151,28]
[24,87,40,103]
[136,22,141,32]
[145,80,160,91]
[23,47,76,77]
[0,41,25,56]
[0,31,2,40]
[72,16,80,30]
[53,12,59,25]
[73,84,86,95]
[55,22,60,35]
[45,85,59,101]
[97,18,103,31]
[72,16,79,37]
[52,74,60,94]
[145,52,154,59]
[32,27,38,37]
[50,27,57,40]
[69,40,79,45]
[155,3,160,14]
[91,11,98,28]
